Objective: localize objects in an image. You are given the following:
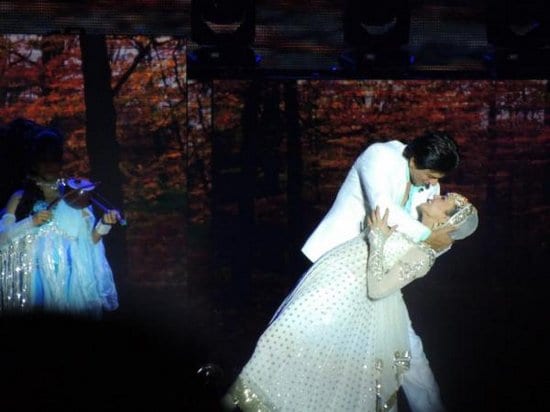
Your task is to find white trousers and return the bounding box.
[401,322,446,412]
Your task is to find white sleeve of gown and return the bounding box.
[84,207,119,311]
[366,228,436,300]
[0,213,34,247]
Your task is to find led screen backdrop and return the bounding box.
[0,1,494,72]
[0,1,190,35]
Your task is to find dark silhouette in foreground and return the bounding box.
[0,312,223,411]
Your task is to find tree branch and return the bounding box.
[111,37,152,97]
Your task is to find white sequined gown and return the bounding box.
[224,228,436,412]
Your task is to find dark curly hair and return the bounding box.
[0,118,64,221]
[402,131,459,174]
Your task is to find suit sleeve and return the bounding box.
[356,144,431,242]
[366,229,436,299]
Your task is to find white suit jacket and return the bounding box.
[302,140,439,262]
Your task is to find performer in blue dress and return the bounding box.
[0,118,119,317]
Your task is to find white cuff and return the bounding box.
[94,220,112,236]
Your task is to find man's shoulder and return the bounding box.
[357,140,405,161]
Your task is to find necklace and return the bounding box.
[34,179,60,191]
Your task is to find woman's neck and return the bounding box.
[29,176,60,202]
[419,211,438,230]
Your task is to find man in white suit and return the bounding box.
[302,131,459,412]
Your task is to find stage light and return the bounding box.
[343,1,410,50]
[191,0,255,46]
[486,0,550,76]
[487,0,549,50]
[189,0,257,73]
[340,1,411,72]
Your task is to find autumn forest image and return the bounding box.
[0,23,549,412]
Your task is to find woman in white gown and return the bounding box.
[222,193,478,412]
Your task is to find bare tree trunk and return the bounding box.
[80,34,128,281]
[546,79,550,127]
[284,80,307,276]
[233,80,259,302]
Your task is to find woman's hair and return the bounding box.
[15,179,45,221]
[0,119,39,206]
[443,193,479,240]
[402,131,459,174]
[26,128,64,173]
[0,118,64,220]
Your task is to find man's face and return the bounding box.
[409,158,445,187]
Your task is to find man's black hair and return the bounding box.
[403,131,459,174]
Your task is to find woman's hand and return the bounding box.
[32,210,53,226]
[366,206,397,236]
[93,210,120,243]
[101,210,121,225]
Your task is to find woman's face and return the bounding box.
[34,160,62,182]
[419,195,456,225]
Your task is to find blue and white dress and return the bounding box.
[0,199,118,318]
